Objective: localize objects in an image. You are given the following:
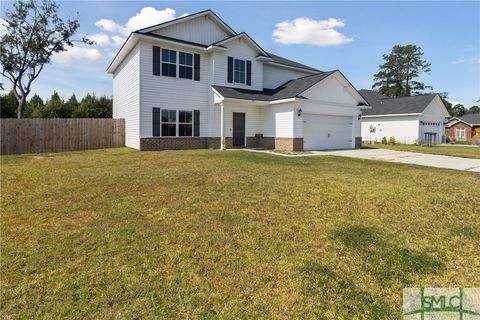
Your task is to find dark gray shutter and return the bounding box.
[246,60,252,86]
[153,46,160,76]
[194,110,200,136]
[153,108,160,136]
[227,56,233,83]
[193,54,200,81]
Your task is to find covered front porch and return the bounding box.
[213,92,302,151]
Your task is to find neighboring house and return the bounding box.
[359,90,450,144]
[444,113,480,144]
[108,10,369,151]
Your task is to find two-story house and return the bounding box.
[108,10,369,151]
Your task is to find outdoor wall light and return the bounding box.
[298,108,303,117]
[358,114,362,120]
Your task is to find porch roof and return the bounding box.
[212,71,335,102]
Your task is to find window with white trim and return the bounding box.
[160,110,195,137]
[179,52,193,79]
[178,111,193,136]
[455,127,467,141]
[161,109,176,136]
[161,49,176,77]
[234,58,246,84]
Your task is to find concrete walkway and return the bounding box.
[246,148,480,172]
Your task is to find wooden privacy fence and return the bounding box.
[1,118,125,155]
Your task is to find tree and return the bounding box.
[74,94,112,118]
[64,94,79,116]
[41,91,71,118]
[468,106,480,114]
[450,104,468,118]
[0,91,18,118]
[373,45,432,98]
[0,0,91,118]
[24,93,44,117]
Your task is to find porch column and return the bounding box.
[220,102,225,150]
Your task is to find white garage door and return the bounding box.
[303,114,353,150]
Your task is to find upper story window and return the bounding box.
[162,49,177,77]
[179,52,193,80]
[153,46,200,81]
[234,59,246,84]
[227,56,251,86]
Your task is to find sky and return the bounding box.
[1,1,479,107]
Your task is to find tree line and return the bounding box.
[1,91,112,118]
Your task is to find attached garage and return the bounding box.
[303,114,353,150]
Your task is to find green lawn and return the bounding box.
[1,148,479,319]
[363,143,480,159]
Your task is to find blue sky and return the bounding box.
[1,1,479,107]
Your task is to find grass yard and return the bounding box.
[363,143,480,159]
[1,148,479,319]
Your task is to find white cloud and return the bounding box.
[94,19,121,33]
[447,99,465,106]
[89,33,110,46]
[452,58,480,65]
[52,46,102,64]
[111,35,126,47]
[272,17,353,47]
[95,7,177,36]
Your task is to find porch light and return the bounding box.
[297,108,302,117]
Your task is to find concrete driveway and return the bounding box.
[310,149,480,172]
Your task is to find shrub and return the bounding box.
[388,137,396,145]
[381,137,388,144]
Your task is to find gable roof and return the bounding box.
[459,113,480,126]
[448,113,480,127]
[135,9,236,36]
[107,9,323,74]
[360,89,438,116]
[212,32,269,56]
[266,53,321,73]
[213,71,345,102]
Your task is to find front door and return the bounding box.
[232,112,246,147]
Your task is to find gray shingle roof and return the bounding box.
[213,71,334,102]
[359,89,437,116]
[266,53,321,72]
[459,113,480,125]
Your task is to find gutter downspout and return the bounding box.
[220,102,225,150]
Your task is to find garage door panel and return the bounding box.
[303,114,353,150]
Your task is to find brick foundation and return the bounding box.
[247,135,303,151]
[140,137,234,151]
[140,136,303,151]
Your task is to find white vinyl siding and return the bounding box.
[151,15,231,45]
[138,41,212,138]
[361,116,420,144]
[112,44,140,149]
[263,64,312,89]
[212,39,263,90]
[214,104,261,138]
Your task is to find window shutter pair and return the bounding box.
[227,56,251,85]
[152,108,200,137]
[153,46,161,76]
